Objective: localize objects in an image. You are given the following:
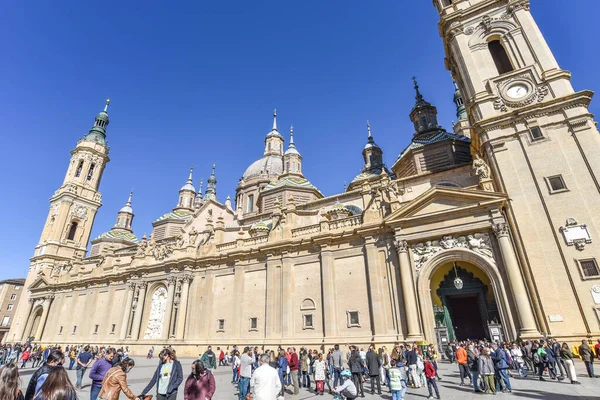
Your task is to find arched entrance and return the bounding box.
[26,307,43,341]
[431,263,500,341]
[417,248,517,348]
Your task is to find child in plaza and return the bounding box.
[388,359,408,400]
[424,356,440,399]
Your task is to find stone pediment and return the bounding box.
[385,186,507,223]
[28,276,50,291]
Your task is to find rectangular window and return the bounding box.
[94,324,99,334]
[530,126,543,140]
[6,304,13,311]
[247,195,254,213]
[1,316,9,326]
[581,259,600,278]
[10,294,16,300]
[303,314,314,330]
[250,317,258,331]
[59,326,63,334]
[546,175,568,193]
[217,319,225,332]
[72,326,77,334]
[111,324,116,334]
[347,310,360,327]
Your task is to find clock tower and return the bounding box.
[435,0,600,338]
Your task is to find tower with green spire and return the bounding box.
[204,164,217,201]
[452,80,471,138]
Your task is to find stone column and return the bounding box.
[281,252,294,339]
[175,274,192,339]
[120,282,136,339]
[394,240,422,340]
[130,282,147,340]
[20,298,36,342]
[265,253,282,339]
[319,245,338,339]
[35,295,54,342]
[492,222,539,337]
[162,276,177,340]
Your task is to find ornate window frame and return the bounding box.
[346,310,360,328]
[249,317,258,332]
[217,319,225,332]
[576,258,600,280]
[302,313,314,330]
[544,175,568,194]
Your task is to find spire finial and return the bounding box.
[199,179,203,192]
[127,189,133,205]
[104,98,110,112]
[188,166,194,182]
[290,125,295,145]
[272,108,278,131]
[412,76,423,101]
[212,163,216,174]
[367,120,372,138]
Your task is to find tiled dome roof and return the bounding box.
[242,155,283,181]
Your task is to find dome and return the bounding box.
[180,182,196,192]
[96,111,109,122]
[242,155,283,181]
[119,204,133,214]
[94,230,138,243]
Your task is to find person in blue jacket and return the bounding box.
[490,343,511,393]
[141,348,183,400]
[277,349,289,397]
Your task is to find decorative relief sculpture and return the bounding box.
[72,205,88,220]
[473,155,494,192]
[188,227,199,245]
[559,218,592,251]
[411,233,495,272]
[143,286,167,339]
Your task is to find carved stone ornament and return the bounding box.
[559,218,592,251]
[151,242,174,261]
[507,0,530,13]
[495,73,549,112]
[492,222,510,238]
[591,285,600,305]
[411,233,495,273]
[143,286,167,339]
[472,155,491,180]
[72,205,88,220]
[394,240,408,253]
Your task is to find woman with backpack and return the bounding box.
[34,368,77,400]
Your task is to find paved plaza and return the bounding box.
[17,356,600,400]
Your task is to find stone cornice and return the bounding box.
[472,91,594,134]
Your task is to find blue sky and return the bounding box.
[0,1,599,279]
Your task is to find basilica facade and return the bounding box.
[8,0,600,355]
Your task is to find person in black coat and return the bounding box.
[348,348,365,398]
[365,346,382,395]
[24,350,64,400]
[141,348,184,400]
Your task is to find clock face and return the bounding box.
[506,84,529,99]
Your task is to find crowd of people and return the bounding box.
[0,337,598,400]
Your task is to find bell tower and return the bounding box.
[436,0,600,338]
[8,100,111,342]
[35,99,111,261]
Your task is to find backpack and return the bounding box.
[533,351,541,364]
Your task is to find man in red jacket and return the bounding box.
[289,347,300,395]
[424,357,440,399]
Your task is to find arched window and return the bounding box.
[421,116,428,129]
[87,163,95,181]
[75,160,83,177]
[488,40,513,75]
[67,222,78,241]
